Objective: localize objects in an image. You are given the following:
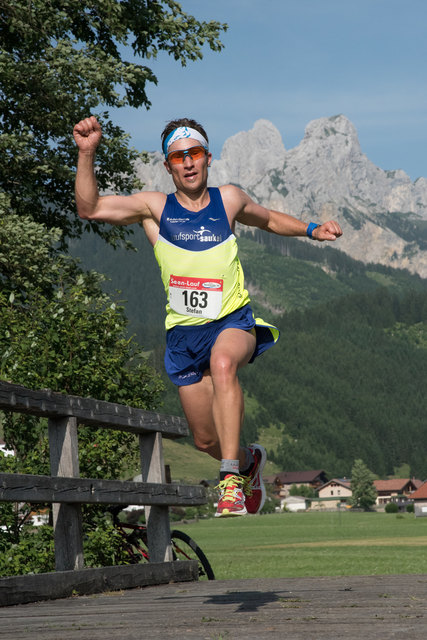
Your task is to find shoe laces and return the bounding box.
[241,474,253,497]
[216,474,244,500]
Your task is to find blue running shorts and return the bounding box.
[164,304,280,386]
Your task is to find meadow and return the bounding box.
[175,511,427,580]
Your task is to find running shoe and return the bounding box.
[215,474,247,517]
[242,444,267,514]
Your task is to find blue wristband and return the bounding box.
[306,222,319,239]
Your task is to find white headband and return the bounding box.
[163,126,209,156]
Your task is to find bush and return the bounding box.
[0,525,55,577]
[385,502,399,513]
[406,503,415,513]
[260,496,280,514]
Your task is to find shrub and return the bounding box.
[260,496,280,514]
[385,502,399,513]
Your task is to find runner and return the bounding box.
[73,116,342,517]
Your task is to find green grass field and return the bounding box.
[175,511,427,580]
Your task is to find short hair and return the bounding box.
[161,118,209,152]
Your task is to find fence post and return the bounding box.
[139,432,173,562]
[48,416,84,571]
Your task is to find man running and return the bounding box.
[73,116,342,517]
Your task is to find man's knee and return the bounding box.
[193,435,220,458]
[210,352,237,383]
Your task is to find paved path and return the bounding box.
[0,574,426,639]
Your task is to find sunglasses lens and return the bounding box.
[191,147,205,160]
[168,151,184,164]
[168,146,206,164]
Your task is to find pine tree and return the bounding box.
[350,459,377,510]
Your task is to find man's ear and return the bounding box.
[207,152,212,167]
[164,160,172,174]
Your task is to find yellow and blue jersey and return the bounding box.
[154,187,250,330]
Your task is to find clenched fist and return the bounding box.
[73,116,102,153]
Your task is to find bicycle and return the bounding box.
[108,505,215,580]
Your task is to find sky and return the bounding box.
[110,0,427,181]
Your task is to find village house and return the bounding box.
[1,440,49,527]
[0,438,14,457]
[28,507,50,527]
[264,470,328,501]
[409,482,427,517]
[311,478,352,510]
[264,468,426,513]
[373,478,421,508]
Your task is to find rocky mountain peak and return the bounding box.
[294,114,363,170]
[304,114,359,143]
[210,119,286,187]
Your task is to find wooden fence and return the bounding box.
[0,381,207,606]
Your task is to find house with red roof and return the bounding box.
[409,482,427,517]
[373,478,421,508]
[264,470,328,500]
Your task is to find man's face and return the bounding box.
[164,138,212,192]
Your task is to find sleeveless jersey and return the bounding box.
[154,187,251,330]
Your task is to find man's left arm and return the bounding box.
[224,185,342,242]
[267,209,342,241]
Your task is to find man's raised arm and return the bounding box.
[74,116,104,220]
[73,116,153,226]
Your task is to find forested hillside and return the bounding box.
[239,287,427,479]
[71,230,427,479]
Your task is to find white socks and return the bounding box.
[220,458,239,479]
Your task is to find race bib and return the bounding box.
[169,275,223,319]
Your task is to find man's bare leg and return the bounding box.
[179,373,247,467]
[178,373,221,460]
[178,328,256,468]
[209,328,256,462]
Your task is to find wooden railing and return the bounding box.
[0,381,207,606]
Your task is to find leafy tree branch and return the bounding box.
[0,0,227,244]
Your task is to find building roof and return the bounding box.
[410,482,427,500]
[412,479,424,489]
[373,478,418,493]
[318,478,352,491]
[264,470,328,485]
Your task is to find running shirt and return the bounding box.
[154,187,251,330]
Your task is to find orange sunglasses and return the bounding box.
[167,145,207,165]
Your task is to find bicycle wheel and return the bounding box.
[126,528,150,564]
[171,529,215,580]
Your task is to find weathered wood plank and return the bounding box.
[0,561,198,606]
[0,381,188,438]
[48,417,84,571]
[1,575,427,638]
[0,382,204,600]
[0,473,207,506]
[140,433,173,563]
